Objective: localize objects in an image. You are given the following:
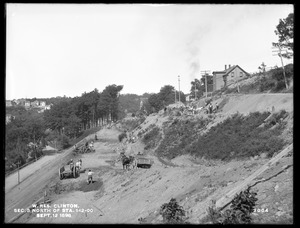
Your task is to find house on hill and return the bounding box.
[6,114,14,124]
[25,101,31,109]
[31,100,40,107]
[213,64,250,91]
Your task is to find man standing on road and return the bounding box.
[87,169,94,184]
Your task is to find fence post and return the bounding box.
[17,161,20,185]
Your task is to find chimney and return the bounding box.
[225,65,227,70]
[229,64,231,68]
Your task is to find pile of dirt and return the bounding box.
[77,180,103,192]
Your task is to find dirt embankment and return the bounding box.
[7,93,293,224]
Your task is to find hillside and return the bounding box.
[5,93,293,224]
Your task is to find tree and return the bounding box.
[258,62,266,77]
[190,79,204,99]
[98,84,123,122]
[272,13,294,59]
[201,74,213,93]
[159,85,176,106]
[148,93,163,112]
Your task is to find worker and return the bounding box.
[87,169,94,184]
[70,159,74,171]
[75,160,81,171]
[209,103,213,114]
[89,141,94,150]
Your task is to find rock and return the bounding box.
[276,211,285,217]
[274,184,279,192]
[278,206,284,211]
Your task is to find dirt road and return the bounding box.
[5,153,61,192]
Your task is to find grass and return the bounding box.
[155,118,209,159]
[156,112,286,161]
[142,126,162,150]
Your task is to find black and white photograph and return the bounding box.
[5,3,293,224]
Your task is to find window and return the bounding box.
[231,72,234,77]
[240,72,243,77]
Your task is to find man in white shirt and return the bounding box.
[87,169,94,184]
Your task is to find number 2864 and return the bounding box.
[254,208,268,213]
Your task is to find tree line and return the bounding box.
[5,84,123,171]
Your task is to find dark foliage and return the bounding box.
[160,198,187,224]
[207,187,258,224]
[156,112,286,160]
[118,132,127,142]
[142,127,161,150]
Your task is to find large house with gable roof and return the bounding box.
[212,64,250,91]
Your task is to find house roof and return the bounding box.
[223,65,250,77]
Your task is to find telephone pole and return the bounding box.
[174,89,176,103]
[201,70,211,98]
[194,78,197,100]
[272,45,288,89]
[178,75,181,103]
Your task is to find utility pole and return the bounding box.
[201,70,210,98]
[272,45,288,89]
[194,79,197,100]
[178,75,181,103]
[174,89,176,103]
[17,160,20,184]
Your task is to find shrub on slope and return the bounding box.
[156,112,286,160]
[185,112,285,160]
[155,118,209,159]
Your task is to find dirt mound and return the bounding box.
[78,180,103,192]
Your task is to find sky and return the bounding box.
[6,4,293,100]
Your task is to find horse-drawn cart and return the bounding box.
[136,156,154,168]
[59,164,79,180]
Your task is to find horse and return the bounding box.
[117,154,136,170]
[128,155,137,169]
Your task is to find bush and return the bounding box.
[259,77,276,92]
[159,198,187,224]
[156,111,286,161]
[143,127,161,150]
[118,132,127,142]
[58,134,71,149]
[206,186,258,224]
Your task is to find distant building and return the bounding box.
[31,100,40,107]
[25,101,31,108]
[6,100,12,107]
[40,101,46,107]
[212,64,250,91]
[6,114,14,124]
[44,104,52,110]
[17,99,26,106]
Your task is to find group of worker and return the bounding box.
[69,159,82,172]
[68,158,93,184]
